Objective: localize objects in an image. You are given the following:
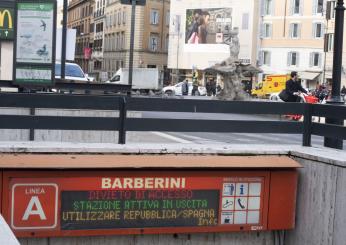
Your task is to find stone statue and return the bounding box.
[205,27,261,100]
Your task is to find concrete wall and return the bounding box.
[19,232,275,245]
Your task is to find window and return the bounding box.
[292,0,301,14]
[327,1,336,19]
[263,23,272,38]
[113,12,117,25]
[326,33,334,52]
[310,52,321,67]
[150,10,159,25]
[261,51,271,66]
[122,32,125,49]
[242,13,249,30]
[118,11,121,25]
[123,10,126,24]
[290,23,300,38]
[149,34,159,51]
[288,52,299,66]
[166,11,170,26]
[313,23,324,38]
[264,0,272,15]
[165,34,169,51]
[314,0,324,14]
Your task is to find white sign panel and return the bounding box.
[16,3,54,64]
[55,28,76,61]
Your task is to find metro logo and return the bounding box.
[11,183,58,230]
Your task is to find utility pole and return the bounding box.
[324,0,345,149]
[61,0,68,79]
[128,0,136,95]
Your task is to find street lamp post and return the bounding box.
[128,0,136,94]
[324,0,345,149]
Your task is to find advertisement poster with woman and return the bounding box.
[185,8,232,45]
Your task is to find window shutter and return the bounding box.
[289,23,293,38]
[271,0,275,15]
[268,51,272,65]
[326,1,332,19]
[321,24,325,36]
[260,0,265,16]
[298,23,301,38]
[309,53,314,67]
[269,24,273,37]
[318,53,322,68]
[300,0,304,15]
[258,51,264,66]
[290,0,294,15]
[260,24,264,38]
[287,52,291,66]
[296,53,300,67]
[312,23,316,38]
[313,0,317,14]
[157,12,160,24]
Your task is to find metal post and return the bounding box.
[324,0,345,149]
[61,0,68,79]
[118,97,127,144]
[128,0,136,95]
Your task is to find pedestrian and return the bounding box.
[211,79,217,96]
[341,85,346,95]
[206,80,212,96]
[182,80,189,96]
[279,71,307,102]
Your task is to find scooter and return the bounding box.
[286,92,319,121]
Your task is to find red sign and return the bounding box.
[1,170,297,238]
[11,183,58,230]
[84,48,92,60]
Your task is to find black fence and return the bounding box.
[0,93,345,148]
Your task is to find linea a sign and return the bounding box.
[0,7,14,40]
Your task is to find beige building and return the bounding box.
[104,0,170,81]
[259,0,326,89]
[324,0,346,88]
[67,0,95,73]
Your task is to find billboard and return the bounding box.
[185,8,232,45]
[168,0,255,70]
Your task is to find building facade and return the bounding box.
[103,0,170,81]
[259,0,327,89]
[67,0,95,73]
[91,0,106,80]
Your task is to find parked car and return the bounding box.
[55,62,94,82]
[163,82,207,96]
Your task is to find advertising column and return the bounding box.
[13,1,56,86]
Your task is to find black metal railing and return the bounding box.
[0,93,345,148]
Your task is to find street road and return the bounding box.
[140,111,345,150]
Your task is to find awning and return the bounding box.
[299,71,321,80]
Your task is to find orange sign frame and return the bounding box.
[0,169,298,238]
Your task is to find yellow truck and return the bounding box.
[252,74,290,98]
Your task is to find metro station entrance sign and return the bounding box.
[0,154,300,238]
[0,164,298,238]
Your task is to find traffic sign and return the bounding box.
[11,183,58,229]
[120,0,146,6]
